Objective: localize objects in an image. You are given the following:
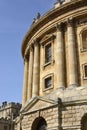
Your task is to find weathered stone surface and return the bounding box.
[16,0,87,130]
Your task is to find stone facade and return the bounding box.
[0,102,21,130]
[15,0,87,130]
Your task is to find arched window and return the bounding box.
[31,117,47,130]
[81,113,87,130]
[81,30,87,50]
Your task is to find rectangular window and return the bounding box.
[82,30,87,50]
[84,65,87,78]
[45,76,52,89]
[45,43,52,63]
[4,126,7,130]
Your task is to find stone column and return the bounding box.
[27,46,34,100]
[22,57,28,106]
[56,24,65,88]
[32,41,40,97]
[67,19,78,87]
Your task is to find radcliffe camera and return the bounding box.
[0,0,87,130]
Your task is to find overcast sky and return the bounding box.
[0,0,56,106]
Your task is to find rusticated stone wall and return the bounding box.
[21,107,58,130]
[62,104,87,130]
[15,100,87,130]
[16,1,87,130]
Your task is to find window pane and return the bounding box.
[45,77,52,88]
[45,44,52,63]
[82,30,87,50]
[4,126,7,130]
[84,65,87,78]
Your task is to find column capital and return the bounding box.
[24,55,28,63]
[55,23,62,31]
[29,45,33,52]
[33,38,40,46]
[51,34,56,42]
[66,17,74,27]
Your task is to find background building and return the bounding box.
[0,102,21,130]
[15,0,87,130]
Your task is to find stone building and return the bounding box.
[0,102,21,130]
[15,0,87,130]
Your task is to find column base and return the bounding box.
[68,84,79,89]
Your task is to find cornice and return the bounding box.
[20,96,57,114]
[40,34,56,45]
[62,99,87,106]
[21,0,87,58]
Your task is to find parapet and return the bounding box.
[0,101,21,110]
[54,0,72,8]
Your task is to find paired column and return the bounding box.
[27,46,34,100]
[56,24,65,88]
[22,57,28,106]
[32,41,40,97]
[67,19,78,87]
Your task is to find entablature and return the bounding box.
[22,0,87,58]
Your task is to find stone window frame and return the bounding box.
[43,41,54,68]
[80,28,87,52]
[45,43,52,64]
[44,41,53,64]
[40,34,55,69]
[82,63,87,80]
[43,73,54,91]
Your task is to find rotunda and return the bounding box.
[15,1,87,130]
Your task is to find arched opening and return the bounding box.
[31,117,47,130]
[81,113,87,130]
